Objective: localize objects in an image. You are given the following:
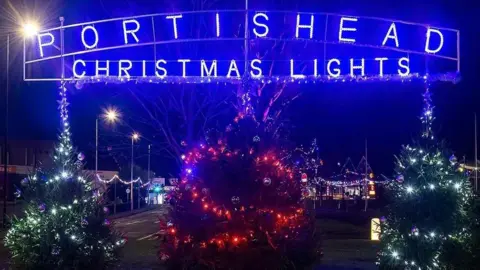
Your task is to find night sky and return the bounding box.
[0,0,479,177]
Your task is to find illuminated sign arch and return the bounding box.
[23,10,460,84]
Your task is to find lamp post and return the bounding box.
[3,23,39,228]
[97,108,120,173]
[98,107,120,213]
[131,132,140,211]
[142,144,152,207]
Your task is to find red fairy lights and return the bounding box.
[164,115,312,254]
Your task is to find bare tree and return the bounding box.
[110,0,308,171]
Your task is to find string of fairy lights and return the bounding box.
[165,140,310,248]
[95,174,151,188]
[71,73,460,88]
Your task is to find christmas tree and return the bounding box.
[160,113,320,269]
[5,85,123,269]
[378,84,474,269]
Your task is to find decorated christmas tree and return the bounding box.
[160,112,320,269]
[378,84,474,269]
[5,85,123,269]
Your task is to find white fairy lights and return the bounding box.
[338,16,358,43]
[81,26,99,49]
[95,174,151,188]
[69,73,459,88]
[71,57,418,80]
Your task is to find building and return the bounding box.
[1,139,55,168]
[1,139,55,201]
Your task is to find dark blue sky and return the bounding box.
[1,0,479,176]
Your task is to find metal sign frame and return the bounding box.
[23,6,460,84]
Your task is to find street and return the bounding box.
[114,206,168,240]
[113,206,169,269]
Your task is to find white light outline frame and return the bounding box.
[23,9,460,82]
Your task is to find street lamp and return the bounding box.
[131,132,140,211]
[96,107,121,213]
[22,23,39,37]
[3,22,39,227]
[102,107,120,124]
[97,107,121,174]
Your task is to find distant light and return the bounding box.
[454,183,461,189]
[22,22,39,37]
[132,132,140,141]
[429,184,435,190]
[103,107,120,123]
[371,218,380,241]
[406,186,414,193]
[154,186,161,192]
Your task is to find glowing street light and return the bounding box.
[102,107,120,124]
[22,22,39,37]
[132,132,140,141]
[4,20,40,227]
[96,107,121,213]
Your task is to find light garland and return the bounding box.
[95,174,150,187]
[71,72,460,88]
[421,80,435,140]
[320,179,385,187]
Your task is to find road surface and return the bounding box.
[113,206,169,269]
[114,206,169,240]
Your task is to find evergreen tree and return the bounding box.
[378,85,474,269]
[160,113,320,269]
[5,85,123,269]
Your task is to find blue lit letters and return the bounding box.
[23,10,460,82]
